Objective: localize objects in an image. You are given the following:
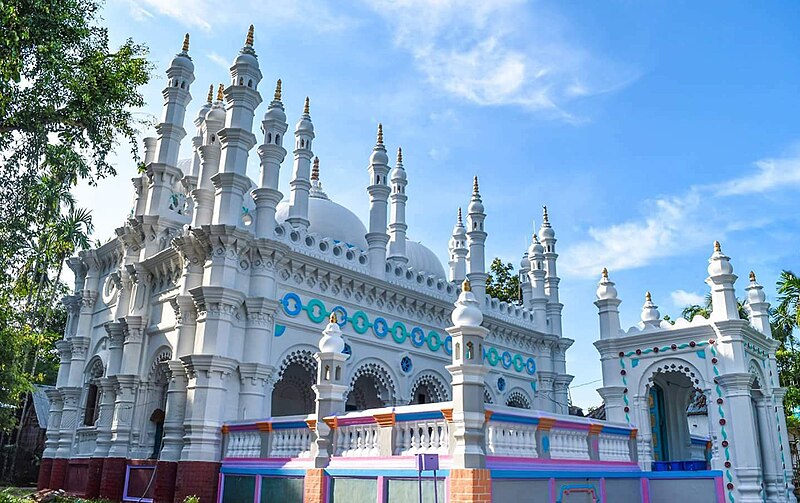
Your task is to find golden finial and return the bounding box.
[311,157,320,181]
[206,84,213,103]
[462,278,472,292]
[457,207,463,225]
[377,123,384,144]
[182,33,190,52]
[543,205,550,224]
[602,267,608,280]
[645,291,652,302]
[397,146,403,164]
[329,312,337,324]
[217,83,224,102]
[473,176,480,195]
[714,240,721,253]
[245,24,254,46]
[749,271,756,282]
[304,96,310,115]
[274,79,282,101]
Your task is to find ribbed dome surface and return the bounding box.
[275,195,369,250]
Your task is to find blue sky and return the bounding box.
[77,0,800,409]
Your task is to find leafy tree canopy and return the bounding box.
[486,258,521,304]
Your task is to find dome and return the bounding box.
[451,283,483,327]
[264,103,286,123]
[370,147,389,166]
[319,316,345,353]
[196,101,212,122]
[539,225,555,240]
[276,194,368,250]
[205,103,225,123]
[520,252,530,271]
[527,235,544,257]
[169,53,194,72]
[404,240,446,278]
[390,165,406,181]
[233,51,258,69]
[467,198,484,215]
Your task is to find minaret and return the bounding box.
[192,85,226,227]
[466,176,488,303]
[190,85,214,178]
[311,313,348,467]
[286,97,314,230]
[365,124,391,277]
[706,241,740,321]
[539,206,562,336]
[144,34,195,219]
[387,147,408,265]
[640,291,661,328]
[519,251,531,306]
[212,25,263,226]
[253,79,289,237]
[594,268,621,339]
[746,271,772,337]
[527,234,548,332]
[448,208,468,283]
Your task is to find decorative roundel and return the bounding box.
[342,343,352,360]
[101,276,118,305]
[497,377,506,392]
[400,355,413,374]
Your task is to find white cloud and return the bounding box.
[207,52,229,70]
[362,0,636,120]
[130,0,213,31]
[714,157,800,196]
[670,289,705,308]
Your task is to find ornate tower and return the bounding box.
[706,241,740,321]
[539,206,562,336]
[286,97,315,230]
[527,234,548,332]
[365,124,391,277]
[466,177,487,303]
[448,208,468,283]
[253,79,289,236]
[192,85,226,227]
[387,147,408,265]
[311,314,348,467]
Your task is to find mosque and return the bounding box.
[35,27,795,503]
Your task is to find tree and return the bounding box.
[486,258,521,304]
[680,293,749,322]
[774,271,800,416]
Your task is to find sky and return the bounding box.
[75,0,800,409]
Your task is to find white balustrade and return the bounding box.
[269,427,312,458]
[549,428,590,460]
[334,423,381,457]
[225,430,261,458]
[393,418,449,456]
[485,421,537,457]
[597,432,631,462]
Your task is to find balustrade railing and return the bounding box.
[222,414,314,459]
[334,423,381,457]
[393,415,449,456]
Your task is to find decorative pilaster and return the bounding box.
[92,378,116,458]
[160,360,188,462]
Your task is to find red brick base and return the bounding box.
[99,457,127,501]
[85,458,104,498]
[37,458,53,490]
[449,468,492,503]
[173,460,220,503]
[154,460,178,503]
[303,468,328,503]
[49,458,68,490]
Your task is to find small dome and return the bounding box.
[539,225,555,240]
[205,103,225,123]
[264,103,286,123]
[370,148,389,166]
[640,293,661,324]
[528,235,544,257]
[196,102,212,121]
[390,165,406,181]
[276,194,368,250]
[451,282,483,327]
[596,272,618,301]
[468,198,484,215]
[295,116,314,134]
[169,53,194,72]
[319,316,345,353]
[233,51,258,69]
[520,252,530,271]
[403,241,446,278]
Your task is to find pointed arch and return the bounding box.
[505,388,532,409]
[347,360,398,410]
[272,345,318,417]
[409,370,450,404]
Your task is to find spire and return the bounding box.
[714,240,721,253]
[216,83,224,102]
[749,270,756,282]
[304,96,310,115]
[640,291,661,326]
[602,267,609,281]
[457,207,463,226]
[542,205,550,227]
[397,146,403,165]
[206,84,213,103]
[473,175,479,195]
[245,24,254,47]
[182,33,190,53]
[462,278,471,292]
[311,156,320,181]
[274,79,282,101]
[377,123,384,145]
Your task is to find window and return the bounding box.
[83,384,100,426]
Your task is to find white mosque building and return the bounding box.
[36,27,794,503]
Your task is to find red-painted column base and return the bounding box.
[154,460,178,503]
[37,458,53,490]
[49,458,68,490]
[173,460,220,503]
[449,468,492,503]
[99,457,127,501]
[85,458,104,498]
[303,468,329,503]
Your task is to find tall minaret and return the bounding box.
[190,85,214,178]
[145,34,195,219]
[387,147,408,265]
[448,208,468,282]
[192,85,226,227]
[212,25,263,226]
[539,206,562,336]
[286,97,314,230]
[519,251,531,306]
[746,271,772,337]
[528,234,548,332]
[466,176,487,303]
[253,79,289,237]
[365,124,390,277]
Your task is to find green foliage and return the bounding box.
[183,496,200,503]
[680,293,749,322]
[486,258,521,304]
[774,270,800,414]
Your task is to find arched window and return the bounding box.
[83,358,104,426]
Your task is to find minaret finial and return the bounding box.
[602,267,609,280]
[182,33,190,53]
[462,278,472,292]
[714,240,721,253]
[311,156,320,181]
[457,207,463,225]
[329,312,337,324]
[206,84,213,103]
[645,291,652,302]
[397,146,403,165]
[473,175,479,194]
[274,79,282,101]
[304,96,310,115]
[245,24,254,46]
[543,205,550,224]
[377,123,384,145]
[749,270,756,282]
[217,83,224,102]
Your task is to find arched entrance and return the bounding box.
[345,362,396,411]
[647,371,696,462]
[271,350,316,417]
[409,372,449,405]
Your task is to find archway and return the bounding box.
[409,372,449,405]
[506,389,532,409]
[271,350,316,417]
[346,362,396,411]
[647,371,695,462]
